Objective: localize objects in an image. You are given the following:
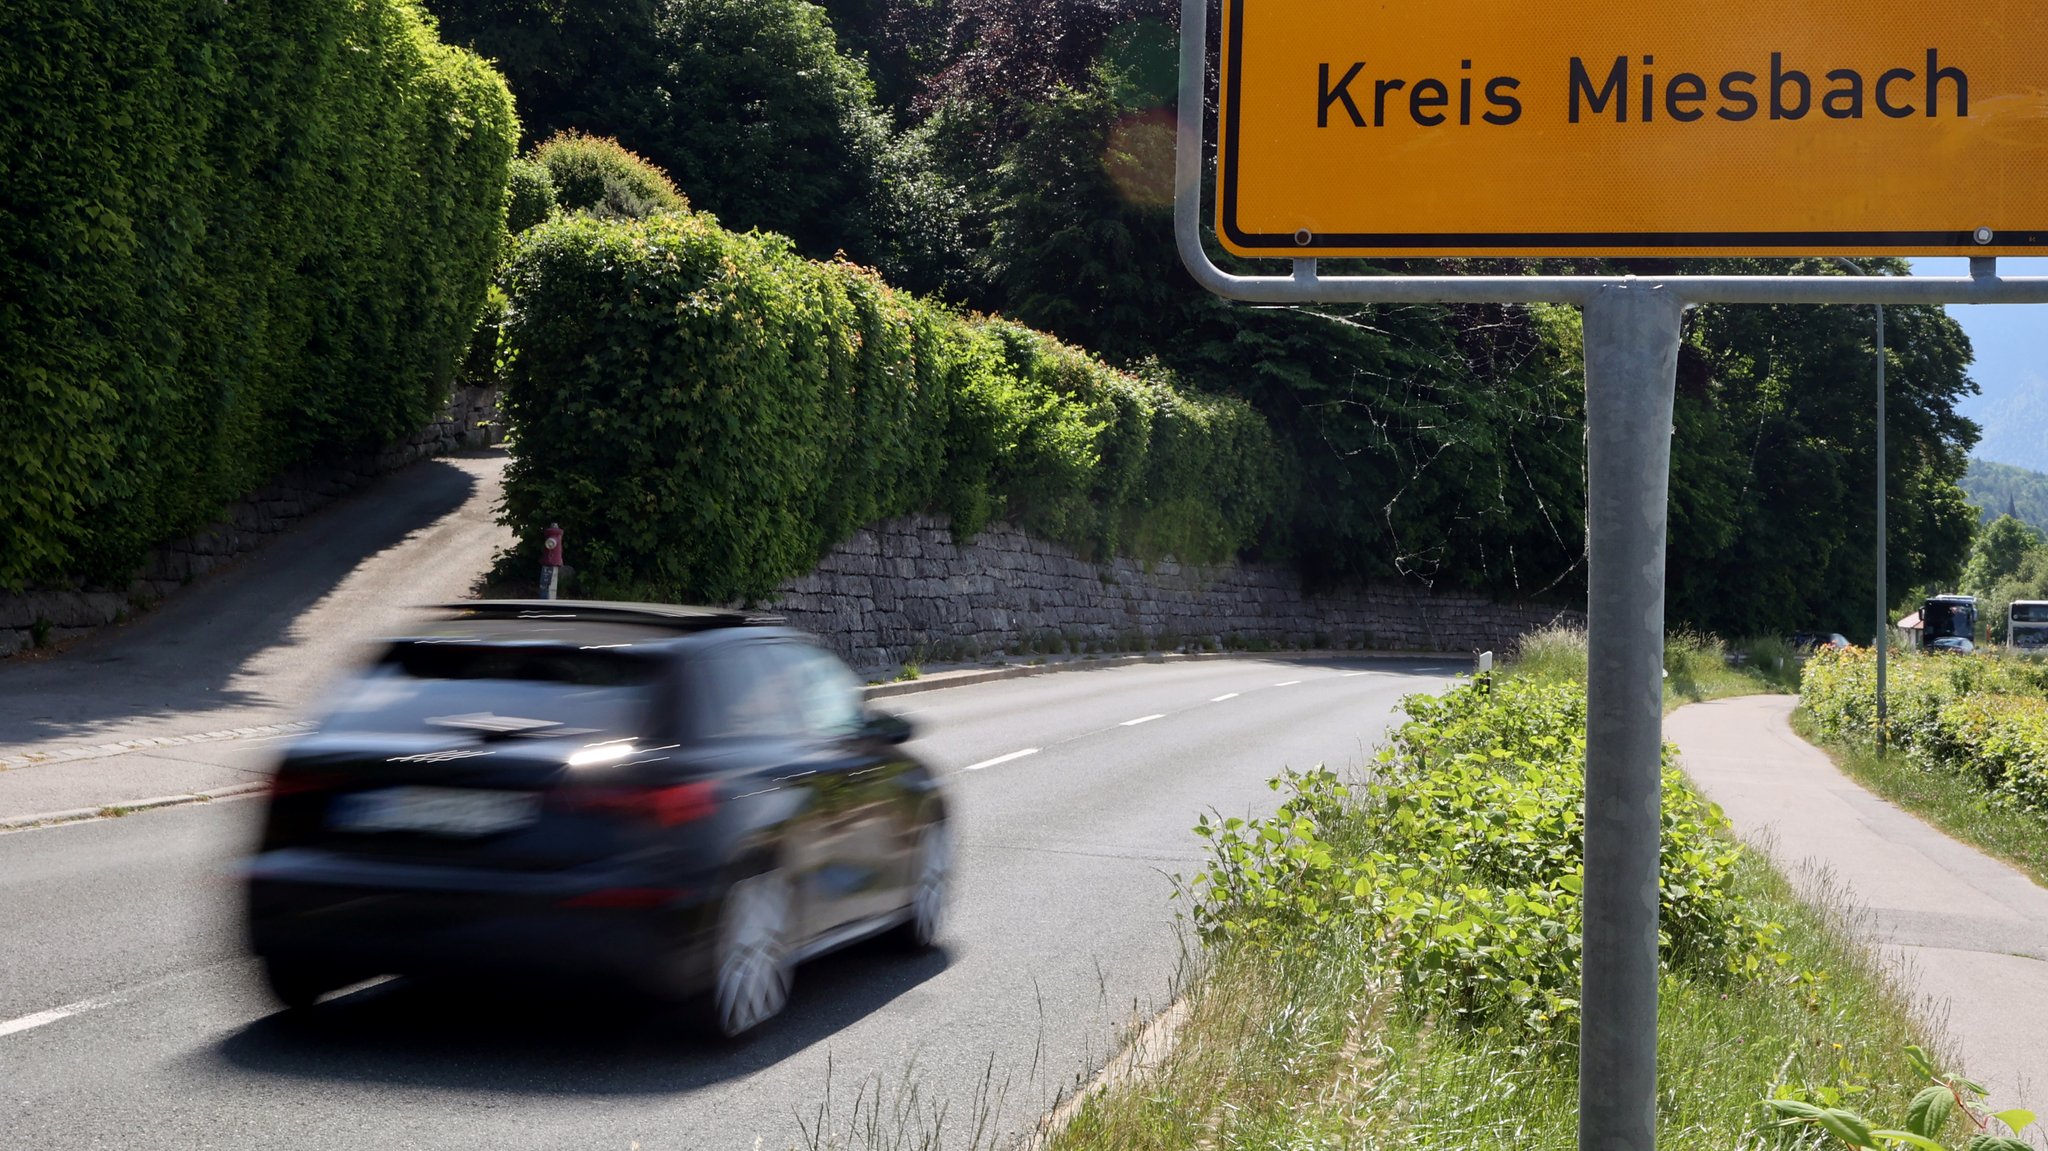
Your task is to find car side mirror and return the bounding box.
[863,709,915,744]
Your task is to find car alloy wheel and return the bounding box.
[712,870,794,1037]
[905,821,950,948]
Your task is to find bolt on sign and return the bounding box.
[1215,0,2048,257]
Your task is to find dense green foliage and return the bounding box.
[1963,458,2048,536]
[422,0,1985,626]
[498,210,1289,603]
[1669,266,1979,637]
[1803,647,2048,818]
[504,158,559,234]
[420,0,660,149]
[1191,677,1782,1040]
[426,0,958,283]
[1,0,515,589]
[529,131,685,219]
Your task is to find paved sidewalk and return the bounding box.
[1668,695,2048,1122]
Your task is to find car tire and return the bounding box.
[262,955,348,1011]
[702,867,795,1039]
[890,818,949,951]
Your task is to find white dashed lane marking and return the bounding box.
[963,748,1040,772]
[0,997,114,1040]
[1120,714,1165,727]
[1210,693,1240,702]
[1273,680,1302,687]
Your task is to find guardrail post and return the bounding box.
[1580,281,1683,1151]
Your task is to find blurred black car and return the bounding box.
[244,600,948,1038]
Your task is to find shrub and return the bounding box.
[497,210,1290,604]
[505,158,558,233]
[1191,677,1784,1039]
[1805,647,2048,818]
[0,0,516,589]
[530,131,687,221]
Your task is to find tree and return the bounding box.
[1963,514,2044,595]
[425,0,941,273]
[1669,261,1981,637]
[426,0,663,149]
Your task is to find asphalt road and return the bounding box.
[0,656,1459,1150]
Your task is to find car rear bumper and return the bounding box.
[244,849,721,995]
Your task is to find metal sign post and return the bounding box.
[1176,1,2048,1147]
[1580,283,1684,1150]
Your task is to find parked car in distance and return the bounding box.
[1789,632,1851,653]
[1928,635,1976,655]
[243,600,949,1038]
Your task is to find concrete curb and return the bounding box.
[1,648,1472,832]
[1029,995,1195,1150]
[860,647,1468,700]
[0,781,269,834]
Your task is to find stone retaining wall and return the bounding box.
[769,514,1579,671]
[0,384,502,656]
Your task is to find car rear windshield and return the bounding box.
[318,643,660,736]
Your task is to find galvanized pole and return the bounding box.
[1875,301,1887,740]
[1580,281,1684,1151]
[1836,258,1888,739]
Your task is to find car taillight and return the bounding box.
[563,782,717,827]
[268,771,341,798]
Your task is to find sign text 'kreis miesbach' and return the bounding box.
[1216,1,2048,257]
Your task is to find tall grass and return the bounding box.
[1045,853,1939,1150]
[1512,624,1798,707]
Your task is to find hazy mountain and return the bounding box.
[1961,377,2048,472]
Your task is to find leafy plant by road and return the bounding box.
[1767,1044,2038,1150]
[1191,678,1781,1042]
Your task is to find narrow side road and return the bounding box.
[1668,694,2048,1121]
[0,452,514,816]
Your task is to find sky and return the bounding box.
[1907,257,2048,472]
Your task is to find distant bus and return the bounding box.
[1920,594,1978,650]
[2009,601,2048,653]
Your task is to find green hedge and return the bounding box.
[1802,648,2048,817]
[0,0,516,589]
[498,210,1291,603]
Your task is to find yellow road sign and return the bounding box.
[1216,0,2048,257]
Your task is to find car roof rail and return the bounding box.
[429,600,786,629]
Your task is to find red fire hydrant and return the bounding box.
[539,523,565,600]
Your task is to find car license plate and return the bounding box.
[328,787,539,836]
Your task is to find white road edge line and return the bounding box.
[1274,680,1302,687]
[0,996,114,1039]
[1210,693,1240,702]
[963,748,1040,772]
[1120,714,1166,726]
